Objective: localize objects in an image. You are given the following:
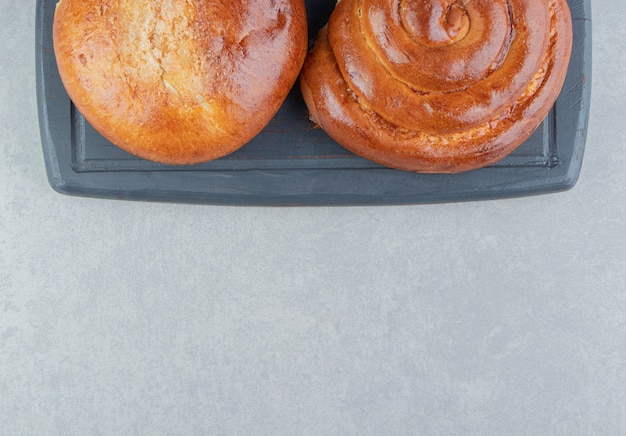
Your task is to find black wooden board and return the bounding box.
[36,0,592,206]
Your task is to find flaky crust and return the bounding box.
[300,0,573,173]
[53,0,307,165]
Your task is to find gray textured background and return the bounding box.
[1,1,625,435]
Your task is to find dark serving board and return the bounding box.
[36,0,592,206]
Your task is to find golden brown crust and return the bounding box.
[53,0,308,165]
[300,0,573,173]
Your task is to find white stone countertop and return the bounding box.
[1,1,624,434]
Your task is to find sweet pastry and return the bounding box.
[300,0,573,173]
[53,0,308,165]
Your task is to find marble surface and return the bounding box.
[1,1,625,434]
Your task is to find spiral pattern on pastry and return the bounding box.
[300,0,573,173]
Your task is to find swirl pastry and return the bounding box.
[54,0,307,165]
[300,0,573,173]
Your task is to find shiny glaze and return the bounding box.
[54,0,307,165]
[401,0,470,46]
[327,0,553,133]
[301,0,573,173]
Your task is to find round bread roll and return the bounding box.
[53,0,308,165]
[300,0,573,173]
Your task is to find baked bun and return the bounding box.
[300,0,573,173]
[53,0,307,165]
